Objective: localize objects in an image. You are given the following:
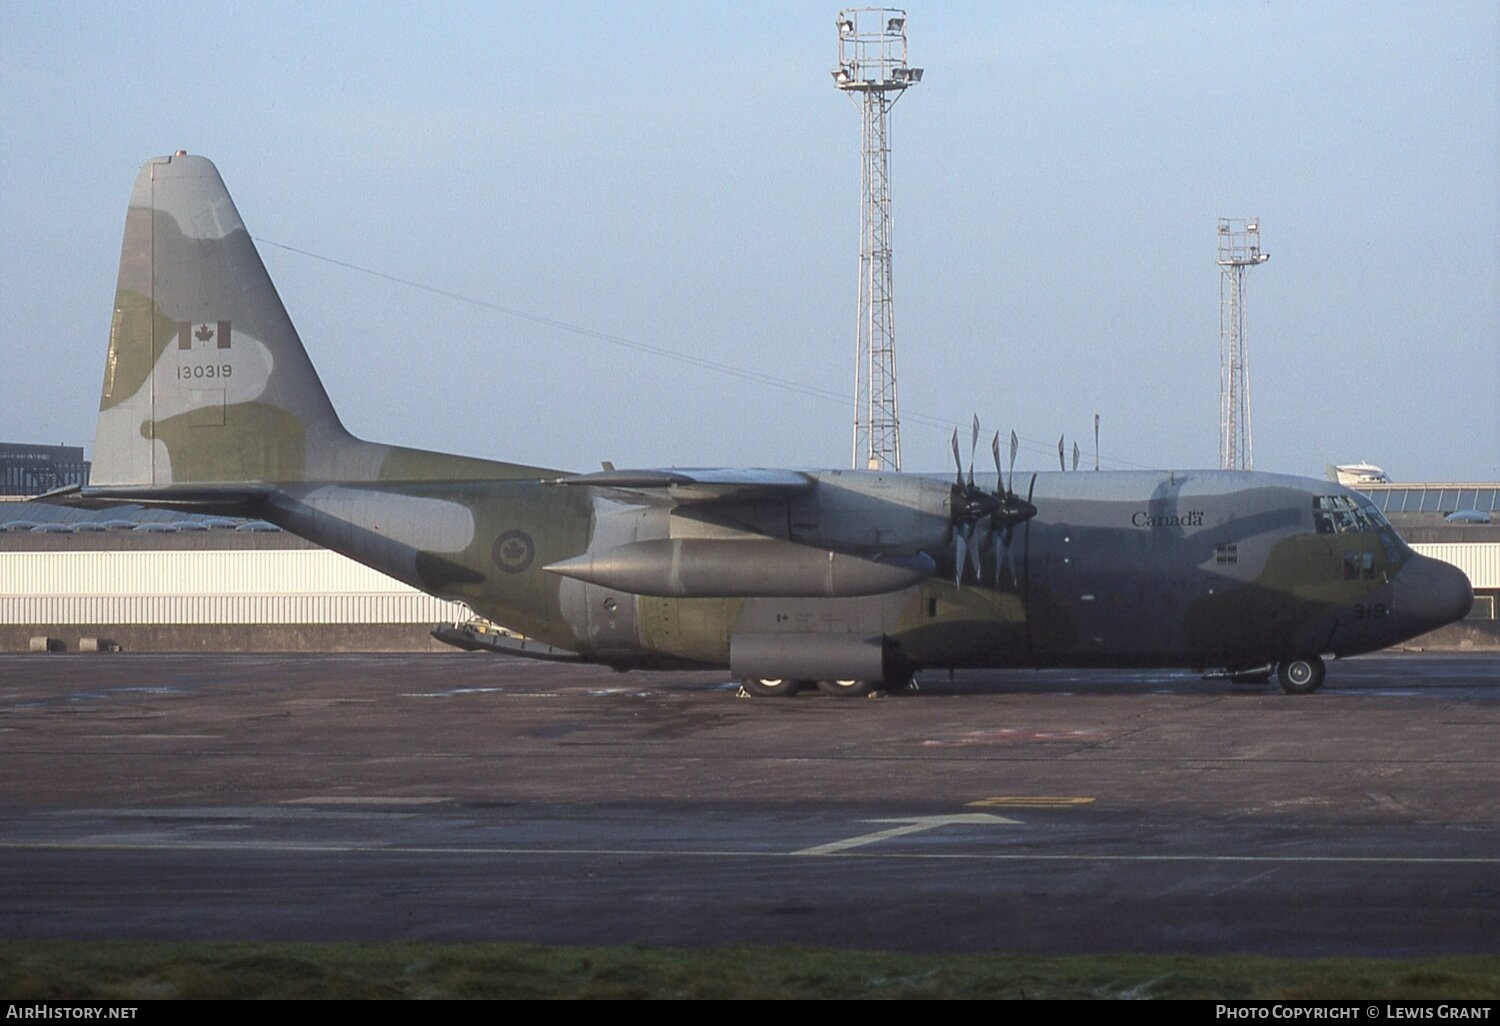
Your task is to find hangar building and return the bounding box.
[0,499,467,652]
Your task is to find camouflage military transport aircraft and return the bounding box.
[61,153,1475,695]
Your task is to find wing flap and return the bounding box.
[552,468,814,506]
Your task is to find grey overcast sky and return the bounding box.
[2,1,1495,481]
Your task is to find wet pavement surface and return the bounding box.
[1,652,1496,955]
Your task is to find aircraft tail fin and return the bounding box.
[93,153,359,489]
[92,153,552,493]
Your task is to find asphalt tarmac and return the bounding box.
[1,652,1496,955]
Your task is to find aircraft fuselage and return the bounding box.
[255,466,1470,680]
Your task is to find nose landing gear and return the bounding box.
[1276,656,1326,695]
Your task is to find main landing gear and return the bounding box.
[739,675,912,698]
[740,678,804,698]
[815,679,875,697]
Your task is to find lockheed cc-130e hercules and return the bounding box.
[58,154,1474,696]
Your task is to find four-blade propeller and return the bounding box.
[949,417,1037,586]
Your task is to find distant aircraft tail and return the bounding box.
[90,152,549,497]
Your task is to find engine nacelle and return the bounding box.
[545,538,934,598]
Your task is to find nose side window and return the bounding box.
[1342,551,1377,580]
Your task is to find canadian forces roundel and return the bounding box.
[492,530,535,574]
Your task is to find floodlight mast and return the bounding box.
[1217,218,1269,471]
[834,9,922,472]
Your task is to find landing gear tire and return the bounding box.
[1276,657,1326,695]
[741,678,803,698]
[815,679,874,697]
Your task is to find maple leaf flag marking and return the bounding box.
[177,321,232,350]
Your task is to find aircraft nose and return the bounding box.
[1391,554,1473,635]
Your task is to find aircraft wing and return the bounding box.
[552,468,815,507]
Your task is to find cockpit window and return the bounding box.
[1315,495,1406,562]
[1315,495,1351,533]
[1314,495,1387,534]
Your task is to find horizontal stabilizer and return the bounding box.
[36,483,271,517]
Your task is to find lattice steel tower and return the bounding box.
[834,9,921,471]
[1217,218,1269,470]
